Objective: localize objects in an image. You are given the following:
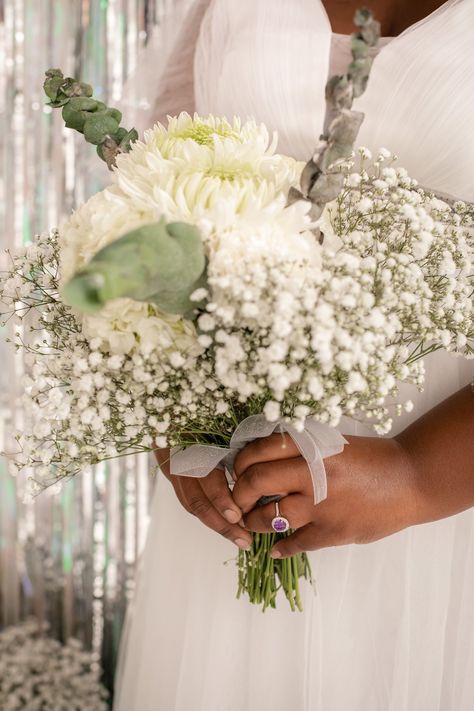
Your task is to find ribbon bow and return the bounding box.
[170,415,347,504]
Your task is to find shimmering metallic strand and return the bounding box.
[0,0,165,690]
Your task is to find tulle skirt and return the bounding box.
[114,354,474,711]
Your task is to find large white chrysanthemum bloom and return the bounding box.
[60,113,318,355]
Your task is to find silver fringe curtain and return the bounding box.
[0,0,170,693]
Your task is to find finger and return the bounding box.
[234,433,300,480]
[270,523,340,558]
[233,457,311,513]
[181,477,252,550]
[243,494,314,533]
[199,467,243,524]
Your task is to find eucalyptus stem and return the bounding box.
[43,68,138,170]
[288,8,381,228]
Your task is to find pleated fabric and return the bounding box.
[115,2,474,709]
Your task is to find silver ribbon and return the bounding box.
[170,416,348,504]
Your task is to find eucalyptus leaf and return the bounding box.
[114,127,128,143]
[43,76,64,102]
[119,128,139,152]
[353,8,372,27]
[62,107,86,132]
[45,68,63,79]
[349,56,373,97]
[350,36,369,59]
[61,78,93,98]
[62,219,207,317]
[62,97,99,132]
[105,107,123,123]
[83,114,120,145]
[68,96,99,112]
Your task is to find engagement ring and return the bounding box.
[271,501,290,533]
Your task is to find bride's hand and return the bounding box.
[154,449,252,550]
[232,434,420,559]
[232,386,474,559]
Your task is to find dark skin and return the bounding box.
[156,0,468,556]
[232,386,474,558]
[157,386,474,556]
[322,0,447,36]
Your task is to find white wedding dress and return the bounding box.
[115,1,474,709]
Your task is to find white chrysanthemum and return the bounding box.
[59,113,316,354]
[61,114,305,280]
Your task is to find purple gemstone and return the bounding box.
[272,516,289,533]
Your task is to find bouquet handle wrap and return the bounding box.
[170,416,347,504]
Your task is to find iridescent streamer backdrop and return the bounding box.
[0,0,171,692]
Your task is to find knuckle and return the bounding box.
[247,463,266,490]
[187,496,212,518]
[216,524,233,539]
[289,538,306,554]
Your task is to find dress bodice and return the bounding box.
[194,0,474,201]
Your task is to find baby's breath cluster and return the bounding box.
[1,116,473,490]
[0,620,108,710]
[166,147,473,437]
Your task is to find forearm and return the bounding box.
[396,385,474,523]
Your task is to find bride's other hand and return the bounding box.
[232,386,474,559]
[232,434,418,558]
[154,449,252,550]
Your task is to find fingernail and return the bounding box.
[224,508,241,524]
[270,549,281,559]
[235,538,251,550]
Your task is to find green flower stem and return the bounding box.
[236,531,313,612]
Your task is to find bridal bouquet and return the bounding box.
[2,11,473,610]
[2,110,473,609]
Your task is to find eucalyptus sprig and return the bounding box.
[289,8,381,227]
[43,68,138,170]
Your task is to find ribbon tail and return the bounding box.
[170,445,230,478]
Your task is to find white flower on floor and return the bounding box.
[0,620,108,710]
